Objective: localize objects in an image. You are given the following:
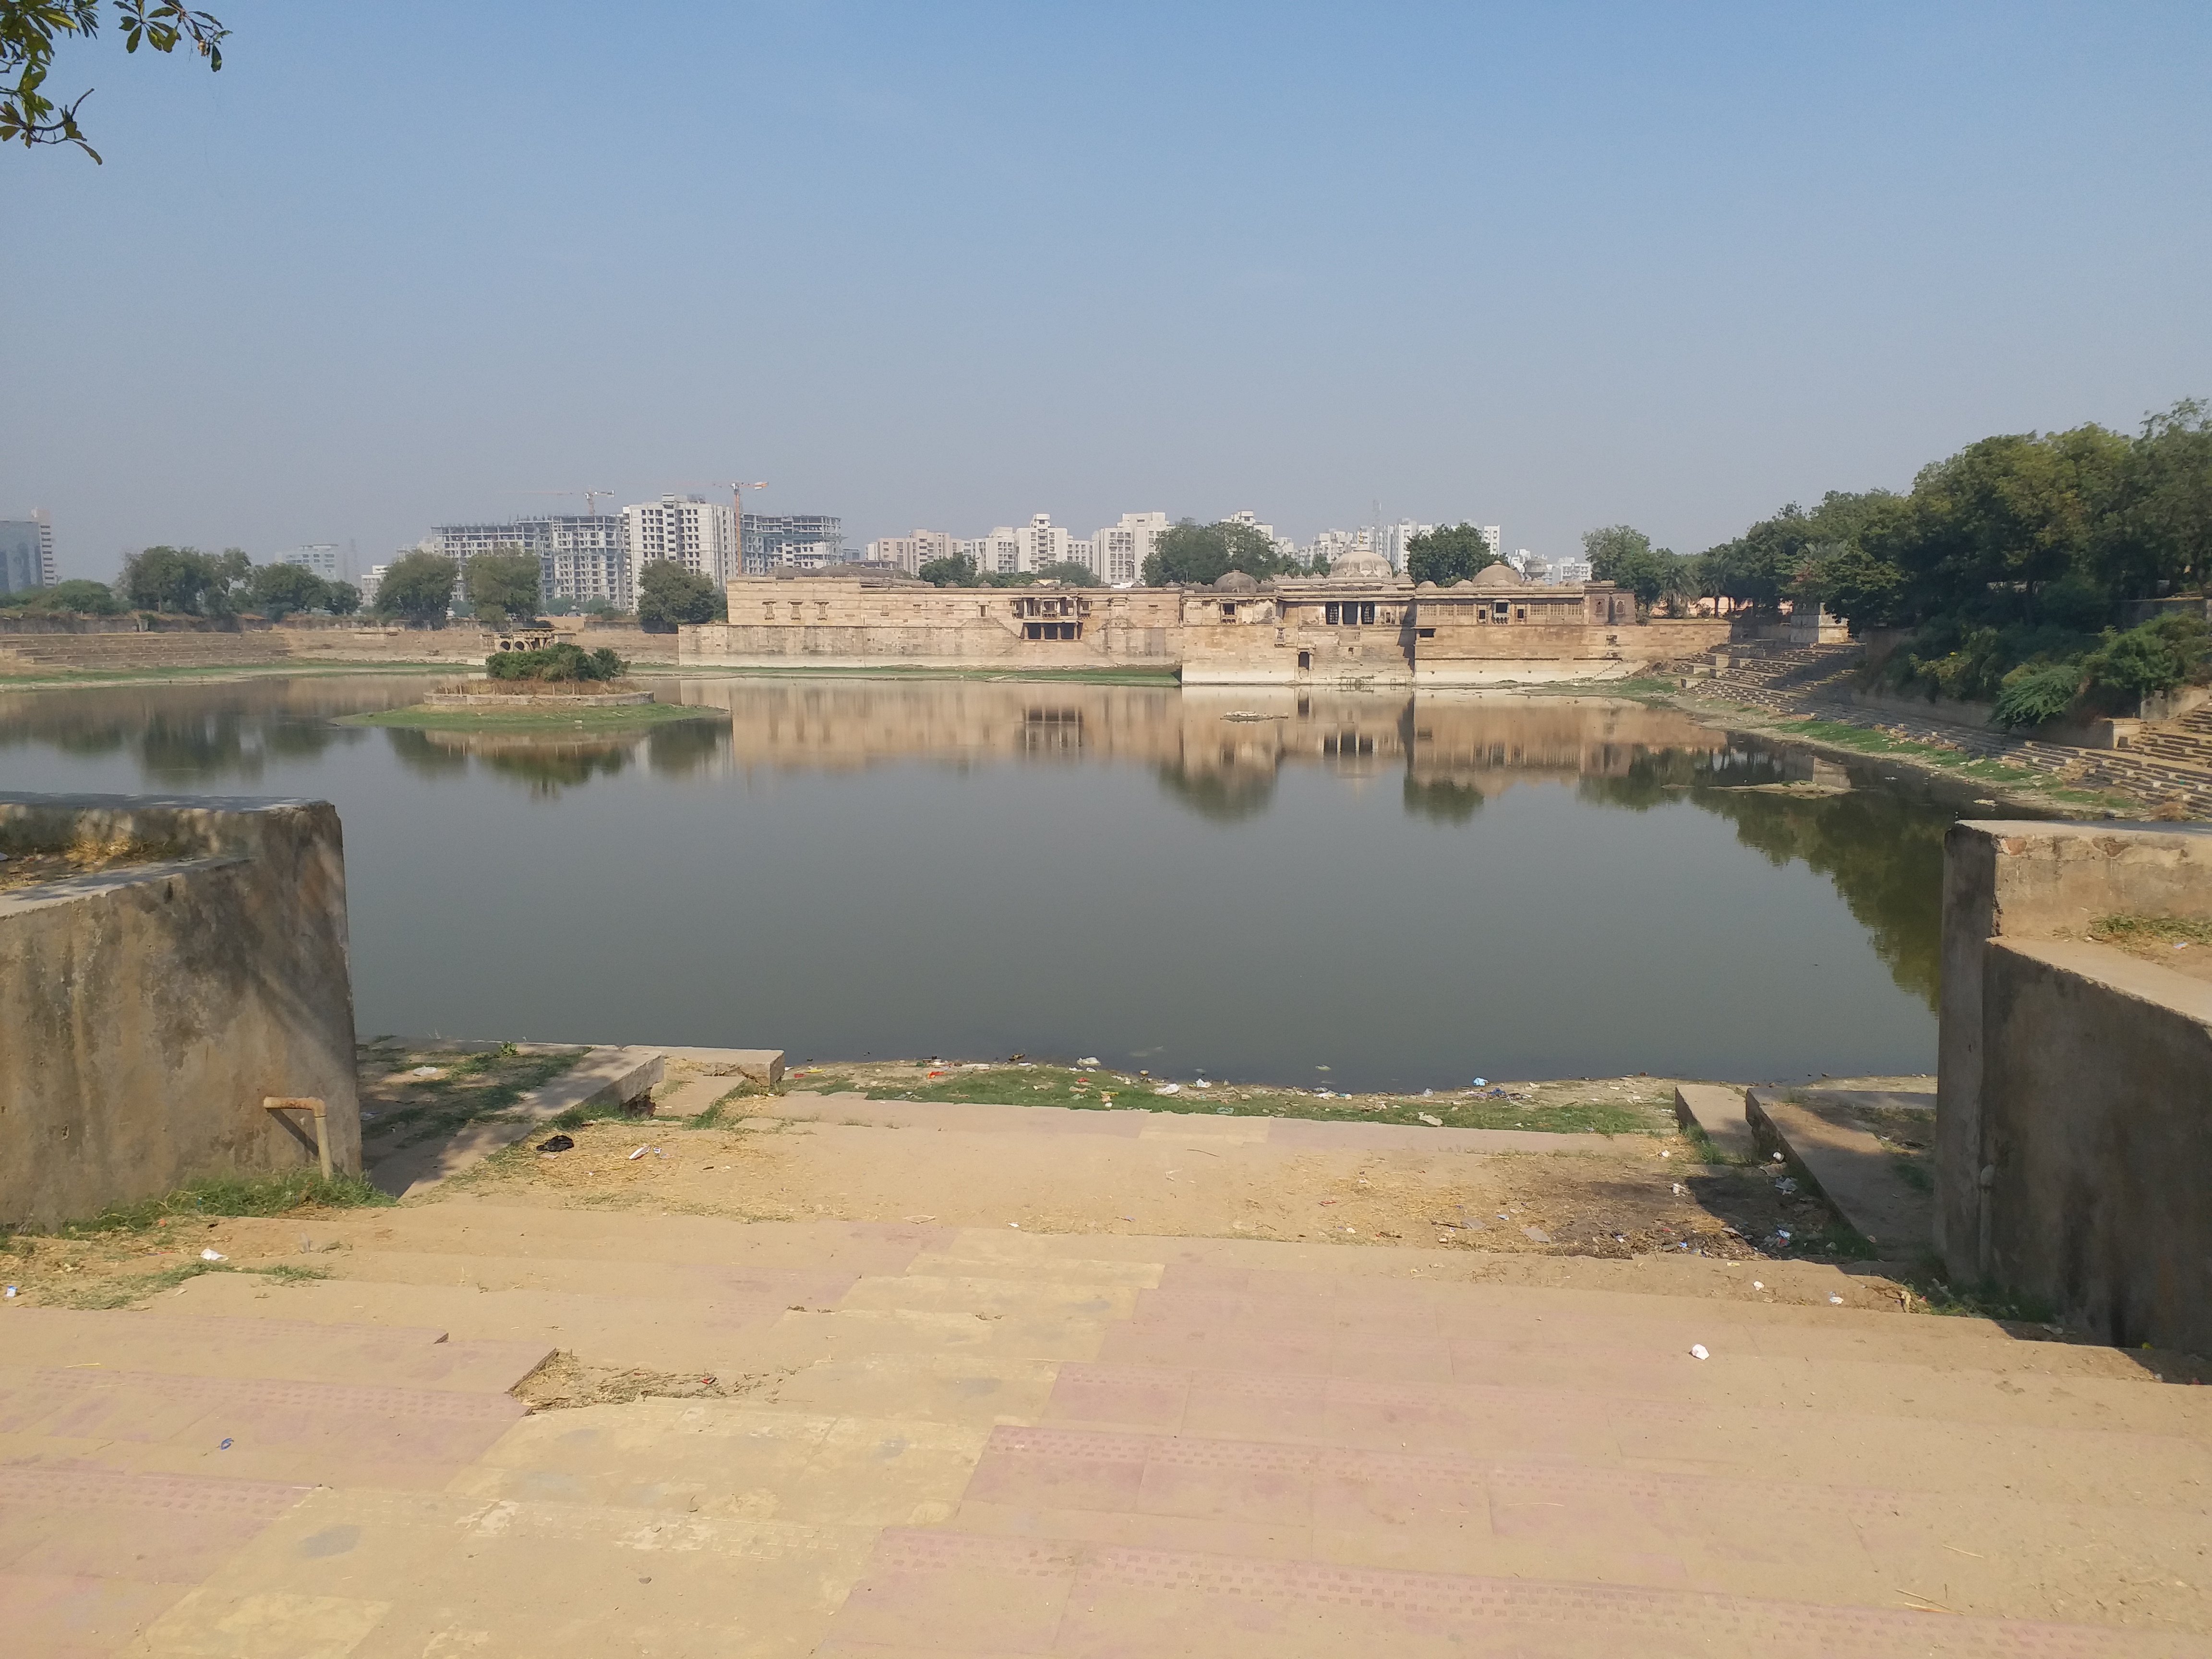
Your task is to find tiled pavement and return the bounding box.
[4,1196,2210,1656]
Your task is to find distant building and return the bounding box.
[0,511,57,593]
[361,564,387,606]
[625,495,738,589]
[864,530,956,576]
[429,515,634,609]
[1545,555,1592,586]
[1092,511,1169,585]
[1479,525,1502,556]
[742,513,843,575]
[277,544,341,582]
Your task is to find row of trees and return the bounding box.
[1140,519,1325,587]
[918,554,1101,588]
[116,546,363,620]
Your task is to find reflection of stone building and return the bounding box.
[651,677,1725,806]
[681,563,1730,685]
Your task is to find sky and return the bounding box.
[6,1,2210,582]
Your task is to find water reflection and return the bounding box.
[0,673,1999,1046]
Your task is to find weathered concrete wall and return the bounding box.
[0,793,361,1227]
[1940,821,2212,1348]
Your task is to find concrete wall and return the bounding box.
[1940,821,2212,1348]
[0,793,361,1228]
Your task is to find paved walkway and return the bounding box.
[5,1162,2209,1656]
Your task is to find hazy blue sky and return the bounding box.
[6,1,2209,581]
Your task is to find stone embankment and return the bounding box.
[0,619,677,679]
[1668,638,2212,816]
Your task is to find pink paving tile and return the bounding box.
[969,1428,1150,1512]
[1135,1437,1320,1527]
[1309,1445,1494,1541]
[0,1468,306,1579]
[1043,1365,1189,1433]
[1093,1327,1337,1376]
[0,1570,189,1659]
[828,1529,1077,1654]
[1045,1545,2196,1659]
[1179,1371,1331,1442]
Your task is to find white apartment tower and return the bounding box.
[1092,511,1168,585]
[624,495,737,586]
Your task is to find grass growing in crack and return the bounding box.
[61,1170,393,1237]
[784,1064,1663,1135]
[2092,913,2212,947]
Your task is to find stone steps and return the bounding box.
[14,1194,2212,1653]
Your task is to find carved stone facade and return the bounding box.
[679,564,1734,684]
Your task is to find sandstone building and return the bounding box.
[680,560,1732,685]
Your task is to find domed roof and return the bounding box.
[1469,561,1527,588]
[1415,580,1440,593]
[1213,570,1260,592]
[1328,548,1393,580]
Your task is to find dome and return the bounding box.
[1328,549,1393,580]
[1415,580,1440,593]
[1213,570,1260,592]
[1469,562,1527,589]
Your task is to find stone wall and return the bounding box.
[0,793,361,1228]
[1939,821,2212,1349]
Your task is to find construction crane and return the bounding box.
[511,490,614,517]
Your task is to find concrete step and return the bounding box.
[1035,1362,2212,1509]
[1745,1088,1933,1253]
[130,1484,878,1659]
[1672,1083,1755,1159]
[946,1425,2212,1628]
[0,1309,545,1393]
[0,1366,525,1491]
[818,1526,2195,1657]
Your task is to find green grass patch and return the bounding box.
[363,1043,591,1147]
[784,1064,1661,1135]
[53,1169,395,1238]
[1905,1275,2061,1325]
[340,702,722,732]
[2092,913,2212,947]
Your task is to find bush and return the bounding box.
[637,561,724,630]
[2083,612,2209,703]
[0,579,123,615]
[484,642,626,682]
[1992,661,2082,728]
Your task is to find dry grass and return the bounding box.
[514,1351,766,1411]
[0,832,182,893]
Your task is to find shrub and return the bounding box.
[1992,661,2083,728]
[484,642,626,682]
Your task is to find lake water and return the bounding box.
[0,673,2005,1089]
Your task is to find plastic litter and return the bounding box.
[3,1286,14,1299]
[1828,1294,1844,1305]
[1470,1077,1487,1087]
[200,1248,225,1262]
[538,1134,575,1153]
[1774,1177,1798,1194]
[1192,1079,1213,1089]
[1418,1113,1443,1127]
[1771,1152,1784,1162]
[1077,1057,1102,1067]
[219,1437,233,1450]
[627,1146,649,1160]
[1753,1280,1764,1290]
[1660,1150,1671,1159]
[1671,1183,1684,1196]
[1521,1225,1552,1243]
[410,1065,440,1077]
[1154,1083,1181,1095]
[1421,1089,1434,1098]
[1009,1222,1020,1228]
[1690,1344,1709,1360]
[1216,1106,1233,1115]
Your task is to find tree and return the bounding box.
[246,560,328,620]
[0,576,120,613]
[918,553,979,587]
[637,559,723,631]
[1581,525,1652,586]
[1142,519,1291,586]
[1035,559,1099,587]
[325,580,361,616]
[375,551,458,627]
[1405,523,1500,587]
[2,1,226,162]
[465,545,543,629]
[118,544,242,614]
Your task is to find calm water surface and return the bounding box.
[0,674,2010,1088]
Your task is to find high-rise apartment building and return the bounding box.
[1090,511,1169,585]
[742,514,843,574]
[864,508,1165,584]
[277,544,342,581]
[624,495,738,586]
[0,511,57,593]
[428,515,634,609]
[862,530,955,575]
